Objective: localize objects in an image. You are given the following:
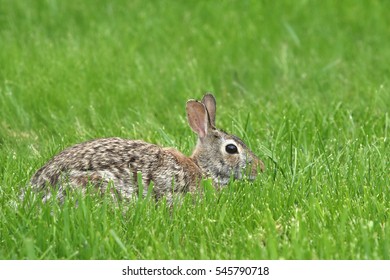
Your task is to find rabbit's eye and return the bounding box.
[225,144,238,154]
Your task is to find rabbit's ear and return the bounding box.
[186,100,208,139]
[201,93,216,127]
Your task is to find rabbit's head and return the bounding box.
[187,94,265,186]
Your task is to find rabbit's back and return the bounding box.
[30,137,201,202]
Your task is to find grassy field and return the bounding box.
[0,0,389,259]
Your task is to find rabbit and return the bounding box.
[28,93,265,204]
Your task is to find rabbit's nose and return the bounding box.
[251,157,265,175]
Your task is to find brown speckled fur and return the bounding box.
[28,94,264,204]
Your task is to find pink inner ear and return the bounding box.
[187,101,208,139]
[193,116,206,138]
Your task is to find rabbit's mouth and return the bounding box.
[247,174,258,181]
[242,174,258,182]
[234,169,257,182]
[236,164,262,182]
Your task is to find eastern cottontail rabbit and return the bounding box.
[28,94,265,204]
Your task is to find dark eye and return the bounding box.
[225,144,238,154]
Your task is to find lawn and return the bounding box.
[0,0,389,259]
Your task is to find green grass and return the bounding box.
[0,0,389,259]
